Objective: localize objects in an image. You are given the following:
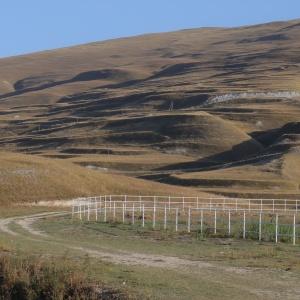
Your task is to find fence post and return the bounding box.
[124,195,127,212]
[188,208,191,233]
[142,204,145,228]
[79,202,82,220]
[260,199,263,212]
[214,209,217,235]
[72,202,74,219]
[293,214,296,245]
[275,214,278,244]
[87,202,90,221]
[122,203,125,224]
[285,199,287,212]
[259,213,262,241]
[99,196,102,219]
[95,201,98,221]
[182,197,185,210]
[169,195,171,211]
[228,210,231,236]
[175,208,179,232]
[139,196,142,212]
[113,201,116,221]
[248,199,250,212]
[164,204,167,230]
[153,203,156,229]
[132,203,135,225]
[110,195,112,211]
[243,211,246,239]
[197,197,199,209]
[273,199,275,213]
[104,199,107,222]
[200,209,203,235]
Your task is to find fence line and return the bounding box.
[71,195,300,214]
[71,196,300,245]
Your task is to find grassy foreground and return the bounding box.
[0,210,299,299]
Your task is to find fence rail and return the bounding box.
[71,195,300,245]
[72,195,300,213]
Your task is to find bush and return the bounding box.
[0,255,127,300]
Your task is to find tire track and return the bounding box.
[1,211,300,299]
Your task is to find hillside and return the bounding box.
[0,152,207,205]
[1,19,300,200]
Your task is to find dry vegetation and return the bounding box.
[1,19,300,202]
[0,151,207,205]
[1,18,300,300]
[0,255,127,300]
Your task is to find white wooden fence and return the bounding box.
[72,195,300,213]
[71,195,300,245]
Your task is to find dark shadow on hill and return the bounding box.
[141,123,300,184]
[139,152,283,185]
[140,145,283,185]
[250,122,300,147]
[90,62,210,90]
[149,62,200,79]
[139,140,279,182]
[92,79,144,90]
[55,90,210,113]
[163,122,300,174]
[0,69,134,100]
[238,34,289,44]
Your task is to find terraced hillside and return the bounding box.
[1,19,300,200]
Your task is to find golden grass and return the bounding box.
[0,152,209,205]
[1,19,300,201]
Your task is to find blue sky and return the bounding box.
[1,0,300,58]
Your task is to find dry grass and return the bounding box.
[1,20,300,300]
[0,254,127,300]
[0,151,209,205]
[1,19,300,200]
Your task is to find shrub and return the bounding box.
[0,255,127,300]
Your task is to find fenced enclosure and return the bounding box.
[71,195,300,245]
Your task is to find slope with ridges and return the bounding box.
[1,19,300,199]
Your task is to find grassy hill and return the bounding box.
[1,19,300,201]
[0,152,207,205]
[1,19,300,300]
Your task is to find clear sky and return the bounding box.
[1,0,300,58]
